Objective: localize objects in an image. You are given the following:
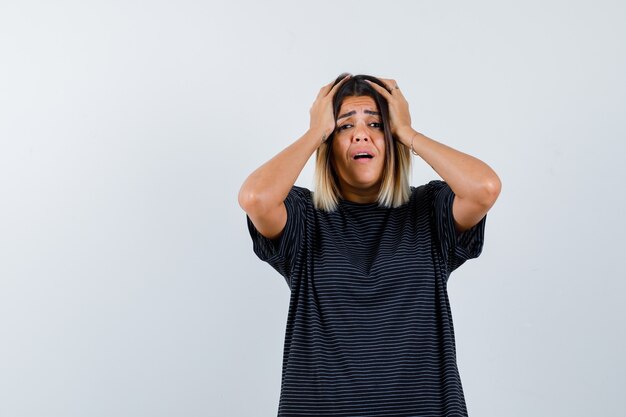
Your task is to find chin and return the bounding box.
[351,176,383,189]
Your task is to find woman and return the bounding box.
[239,74,501,416]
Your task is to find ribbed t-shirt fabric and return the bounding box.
[246,180,487,417]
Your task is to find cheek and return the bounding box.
[331,138,349,159]
[376,137,387,157]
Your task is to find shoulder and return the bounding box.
[287,185,313,205]
[409,180,447,200]
[424,179,448,191]
[284,185,314,215]
[290,185,312,197]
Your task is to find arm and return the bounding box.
[400,128,500,234]
[367,79,502,233]
[238,127,324,239]
[238,76,351,239]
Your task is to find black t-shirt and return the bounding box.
[246,180,487,417]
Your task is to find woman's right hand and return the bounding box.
[309,74,351,143]
[239,75,351,239]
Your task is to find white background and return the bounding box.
[1,1,625,416]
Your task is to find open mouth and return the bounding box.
[353,152,373,160]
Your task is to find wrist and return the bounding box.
[307,125,332,144]
[396,126,418,147]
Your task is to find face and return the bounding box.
[331,95,386,197]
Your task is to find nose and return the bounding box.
[352,123,369,143]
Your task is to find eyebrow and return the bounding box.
[337,109,380,120]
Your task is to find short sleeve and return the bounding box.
[428,179,487,275]
[246,186,310,289]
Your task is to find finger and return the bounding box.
[316,74,350,100]
[365,79,392,100]
[316,81,334,99]
[376,78,398,91]
[326,74,351,98]
[379,79,406,103]
[394,86,407,101]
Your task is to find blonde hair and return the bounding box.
[312,74,412,211]
[313,135,411,211]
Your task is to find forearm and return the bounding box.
[238,127,325,213]
[397,127,501,204]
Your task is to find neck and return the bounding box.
[338,181,381,203]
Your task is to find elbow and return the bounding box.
[238,186,269,216]
[238,186,257,213]
[482,175,502,207]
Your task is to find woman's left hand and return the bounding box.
[366,78,414,147]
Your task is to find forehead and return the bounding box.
[338,95,378,114]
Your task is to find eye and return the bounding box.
[370,122,382,129]
[337,123,353,131]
